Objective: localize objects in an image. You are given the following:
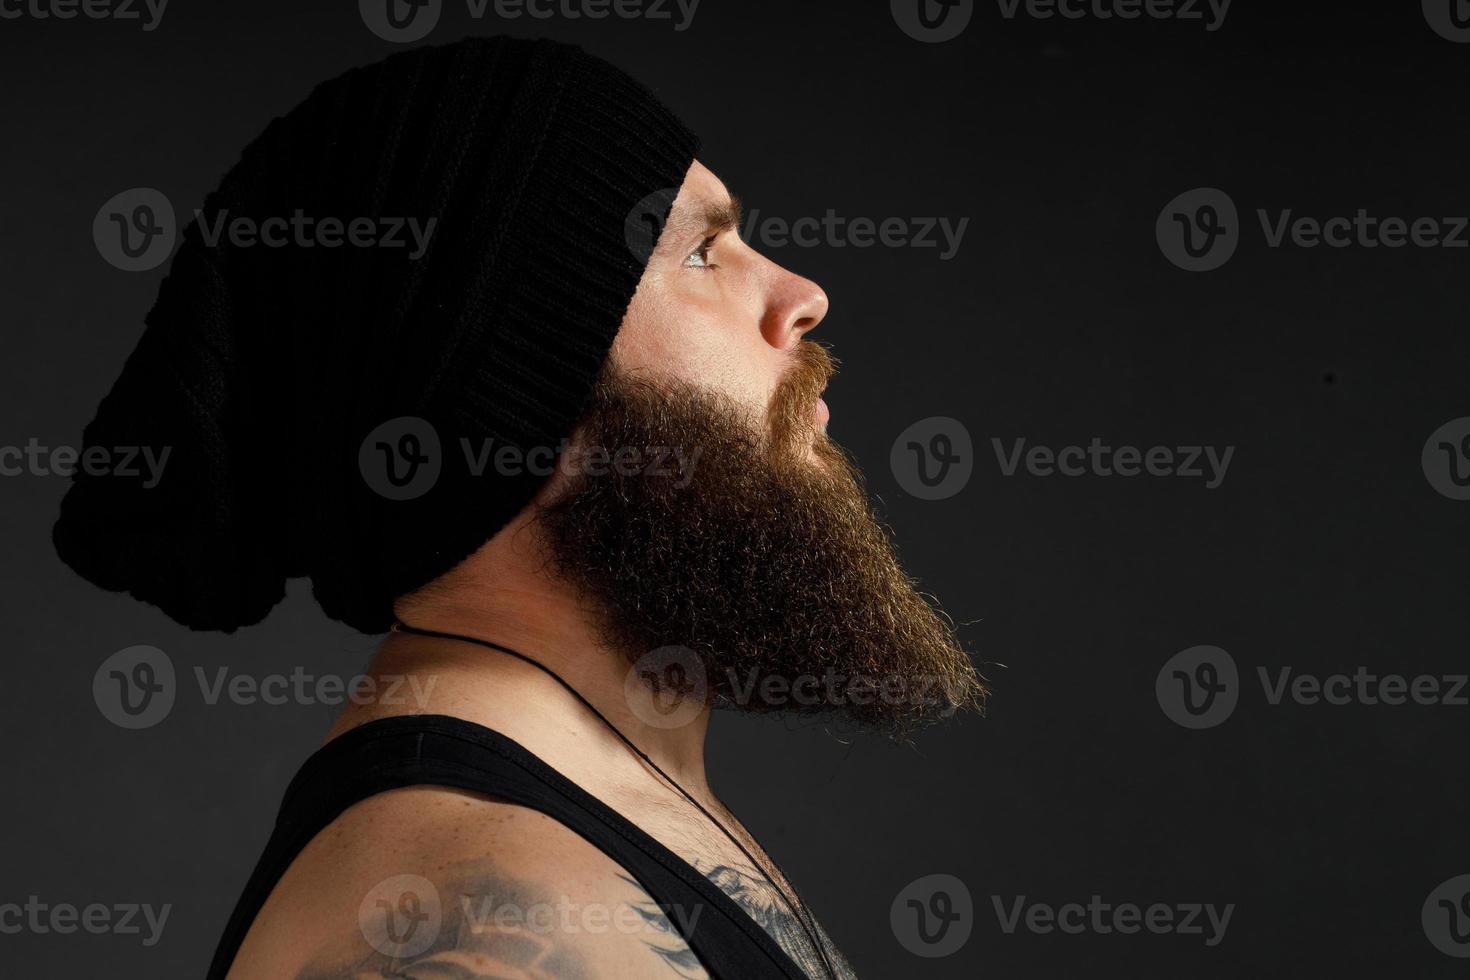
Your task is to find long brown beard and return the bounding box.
[538,342,988,739]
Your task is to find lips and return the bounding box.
[815,396,830,424]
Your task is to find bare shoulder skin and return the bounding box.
[225,788,708,980]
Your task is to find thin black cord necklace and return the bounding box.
[390,620,838,980]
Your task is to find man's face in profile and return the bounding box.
[538,161,987,739]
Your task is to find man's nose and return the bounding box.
[760,265,829,350]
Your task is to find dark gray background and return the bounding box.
[3,1,1468,976]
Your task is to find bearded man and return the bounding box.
[54,36,986,979]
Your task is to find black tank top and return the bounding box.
[207,713,811,979]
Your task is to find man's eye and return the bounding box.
[683,235,719,270]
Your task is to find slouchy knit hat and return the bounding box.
[53,36,700,634]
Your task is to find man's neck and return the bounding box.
[330,511,714,799]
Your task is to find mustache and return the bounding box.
[767,341,836,455]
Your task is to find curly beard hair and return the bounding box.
[537,342,987,740]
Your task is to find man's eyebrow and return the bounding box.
[664,194,743,245]
[702,194,743,235]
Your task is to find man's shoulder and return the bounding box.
[226,787,707,979]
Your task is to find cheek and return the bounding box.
[613,277,776,411]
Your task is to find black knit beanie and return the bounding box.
[53,37,700,634]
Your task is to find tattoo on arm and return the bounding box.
[290,854,856,979]
[615,873,708,979]
[295,858,709,979]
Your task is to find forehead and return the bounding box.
[660,160,734,240]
